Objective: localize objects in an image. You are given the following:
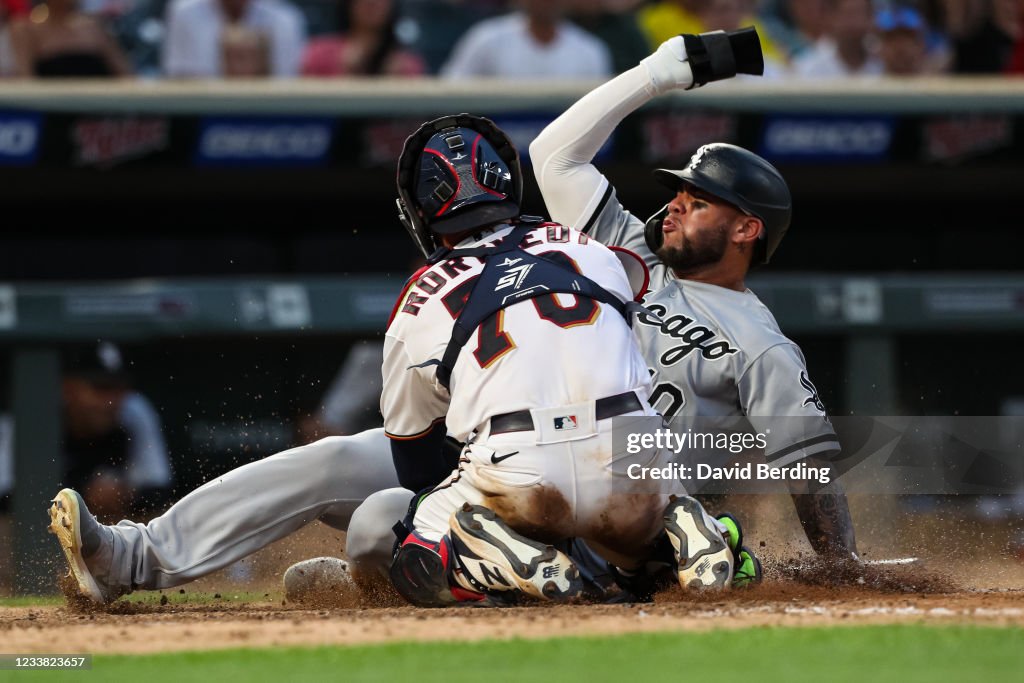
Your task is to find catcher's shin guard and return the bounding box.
[449,504,583,602]
[663,495,734,590]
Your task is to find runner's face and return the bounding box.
[657,186,743,272]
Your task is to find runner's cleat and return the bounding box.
[47,488,120,605]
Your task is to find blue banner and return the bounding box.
[194,117,336,167]
[0,112,41,166]
[758,115,895,163]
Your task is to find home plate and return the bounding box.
[862,557,921,566]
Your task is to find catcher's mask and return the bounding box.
[643,143,791,267]
[396,114,523,257]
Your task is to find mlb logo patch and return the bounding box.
[553,415,577,431]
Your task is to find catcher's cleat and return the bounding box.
[449,503,583,602]
[714,512,763,587]
[715,512,743,552]
[733,547,763,587]
[663,495,734,590]
[47,488,119,605]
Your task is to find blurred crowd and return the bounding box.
[0,340,172,528]
[0,0,1021,80]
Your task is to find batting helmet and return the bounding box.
[644,143,791,266]
[396,114,523,258]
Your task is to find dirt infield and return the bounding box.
[3,586,1023,655]
[4,495,1023,655]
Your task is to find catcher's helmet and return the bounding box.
[644,143,791,266]
[396,114,522,257]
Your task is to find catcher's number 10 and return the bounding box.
[442,251,600,369]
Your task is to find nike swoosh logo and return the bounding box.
[490,451,519,464]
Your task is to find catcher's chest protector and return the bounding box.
[423,218,630,390]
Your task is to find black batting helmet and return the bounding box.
[396,114,522,257]
[644,143,791,266]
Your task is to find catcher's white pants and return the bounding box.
[413,407,683,570]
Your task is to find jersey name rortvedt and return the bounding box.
[400,225,588,316]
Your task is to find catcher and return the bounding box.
[382,112,741,606]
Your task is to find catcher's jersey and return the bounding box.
[584,188,839,467]
[382,222,652,443]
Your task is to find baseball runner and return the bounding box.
[528,28,859,560]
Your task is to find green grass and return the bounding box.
[1,625,1019,682]
[123,590,279,606]
[0,595,65,607]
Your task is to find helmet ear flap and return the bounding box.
[644,204,669,254]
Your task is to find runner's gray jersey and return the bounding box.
[585,187,839,467]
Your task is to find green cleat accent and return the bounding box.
[733,547,763,588]
[715,513,742,553]
[715,513,763,587]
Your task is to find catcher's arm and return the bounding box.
[388,421,450,493]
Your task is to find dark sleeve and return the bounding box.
[389,421,452,493]
[441,435,465,470]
